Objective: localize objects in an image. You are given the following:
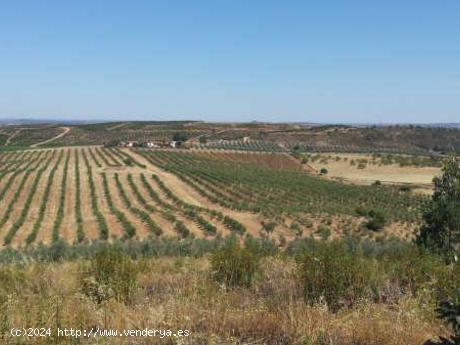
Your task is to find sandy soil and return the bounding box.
[0,173,27,225]
[91,170,125,240]
[2,146,259,245]
[0,171,13,193]
[102,148,123,165]
[308,153,439,188]
[36,157,64,244]
[12,153,60,247]
[0,172,34,244]
[120,173,203,237]
[124,149,266,237]
[138,173,216,238]
[77,149,100,241]
[104,172,151,239]
[60,149,77,243]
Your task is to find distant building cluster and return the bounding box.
[106,140,184,149]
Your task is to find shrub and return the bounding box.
[291,144,300,153]
[355,206,368,217]
[210,242,260,288]
[223,216,246,235]
[399,185,412,192]
[0,267,26,305]
[174,221,190,238]
[320,168,328,175]
[81,247,139,304]
[436,291,460,343]
[244,234,278,257]
[123,158,134,166]
[290,222,303,237]
[300,241,380,311]
[317,225,331,240]
[366,209,387,231]
[261,221,276,236]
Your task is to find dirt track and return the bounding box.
[31,127,70,147]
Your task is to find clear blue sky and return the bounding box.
[0,1,459,123]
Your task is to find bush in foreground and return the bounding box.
[2,236,460,343]
[211,242,260,288]
[436,291,460,344]
[300,241,382,311]
[366,208,387,231]
[80,247,139,304]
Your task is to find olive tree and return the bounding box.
[416,155,460,258]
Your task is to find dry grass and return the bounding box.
[308,153,439,190]
[0,256,448,345]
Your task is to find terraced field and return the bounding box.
[138,150,423,215]
[136,149,425,239]
[0,147,425,247]
[0,147,264,248]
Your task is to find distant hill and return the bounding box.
[1,119,460,154]
[0,118,90,126]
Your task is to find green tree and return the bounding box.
[172,132,188,142]
[416,155,460,257]
[436,292,460,344]
[365,209,387,231]
[291,144,300,153]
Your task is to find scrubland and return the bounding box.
[0,236,455,345]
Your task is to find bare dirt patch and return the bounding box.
[77,149,100,241]
[91,170,125,240]
[308,153,439,190]
[36,161,63,244]
[116,173,177,237]
[11,154,60,247]
[60,149,77,243]
[0,172,34,245]
[105,172,151,240]
[124,149,274,237]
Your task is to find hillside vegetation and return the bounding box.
[1,122,460,344]
[2,122,460,155]
[0,236,456,344]
[0,146,424,247]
